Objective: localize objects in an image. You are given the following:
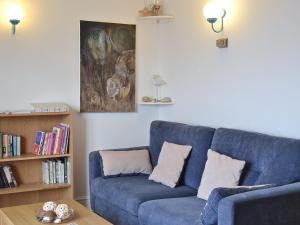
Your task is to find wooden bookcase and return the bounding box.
[0,112,74,208]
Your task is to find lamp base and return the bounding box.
[9,19,20,35]
[207,18,217,24]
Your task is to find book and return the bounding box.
[64,158,68,183]
[42,161,50,184]
[0,166,6,188]
[0,166,9,188]
[8,135,14,157]
[60,124,70,154]
[48,133,56,155]
[67,159,70,184]
[3,165,17,187]
[0,133,2,159]
[42,133,49,155]
[52,127,61,155]
[13,136,17,157]
[17,136,21,156]
[6,135,10,158]
[33,131,43,155]
[2,135,7,158]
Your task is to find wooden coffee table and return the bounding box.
[0,200,112,225]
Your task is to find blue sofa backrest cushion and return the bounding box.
[211,128,300,186]
[149,121,215,189]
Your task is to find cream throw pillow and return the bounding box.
[149,142,192,188]
[99,150,152,177]
[197,149,246,200]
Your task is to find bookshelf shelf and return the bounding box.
[0,153,71,163]
[139,102,174,105]
[0,113,73,208]
[0,183,71,195]
[137,15,175,23]
[0,112,71,118]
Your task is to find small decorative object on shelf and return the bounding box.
[141,75,173,105]
[36,201,74,224]
[152,74,167,102]
[152,0,161,16]
[139,0,162,17]
[142,96,154,103]
[31,103,70,113]
[160,97,172,103]
[33,123,70,156]
[0,165,17,188]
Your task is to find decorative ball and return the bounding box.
[41,211,57,223]
[53,218,62,224]
[55,204,69,220]
[43,201,57,212]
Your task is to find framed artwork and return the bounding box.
[80,21,136,112]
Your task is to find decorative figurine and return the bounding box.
[142,96,154,102]
[152,0,161,16]
[152,74,167,102]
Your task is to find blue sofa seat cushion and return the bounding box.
[138,196,207,225]
[200,185,274,225]
[211,128,300,186]
[90,175,197,216]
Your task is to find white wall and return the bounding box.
[158,0,300,139]
[0,0,159,199]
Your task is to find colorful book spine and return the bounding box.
[13,136,17,157]
[60,124,70,154]
[8,135,12,158]
[49,133,55,155]
[3,135,7,159]
[0,133,2,159]
[52,127,61,155]
[17,136,21,156]
[0,166,9,188]
[33,131,43,155]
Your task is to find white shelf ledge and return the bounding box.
[139,102,174,106]
[137,15,175,23]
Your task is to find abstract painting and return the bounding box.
[80,21,136,112]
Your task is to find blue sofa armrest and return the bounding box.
[89,146,150,181]
[218,182,300,225]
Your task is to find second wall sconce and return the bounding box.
[5,4,24,35]
[203,1,226,33]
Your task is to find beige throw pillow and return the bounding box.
[197,149,246,200]
[99,150,152,177]
[149,142,192,188]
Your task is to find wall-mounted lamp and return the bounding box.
[5,5,24,35]
[203,2,226,33]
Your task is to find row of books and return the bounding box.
[42,159,70,184]
[0,133,21,159]
[33,123,70,156]
[0,165,17,188]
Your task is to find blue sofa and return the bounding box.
[89,121,300,225]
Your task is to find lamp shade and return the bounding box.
[5,5,24,21]
[203,1,224,19]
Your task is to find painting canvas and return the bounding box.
[80,21,136,112]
